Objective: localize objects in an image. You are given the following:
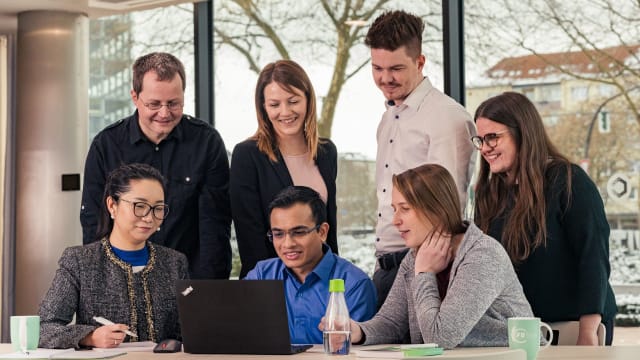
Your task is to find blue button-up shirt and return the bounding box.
[245,246,376,344]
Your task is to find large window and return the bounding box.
[84,0,640,334]
[89,3,195,141]
[213,0,443,276]
[465,1,640,328]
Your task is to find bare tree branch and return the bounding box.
[346,58,370,81]
[214,27,261,73]
[233,0,290,59]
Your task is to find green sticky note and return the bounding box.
[402,347,444,357]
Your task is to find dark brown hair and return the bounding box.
[365,10,424,59]
[473,91,571,264]
[252,60,319,162]
[132,52,186,95]
[95,163,166,242]
[268,186,327,225]
[393,164,466,238]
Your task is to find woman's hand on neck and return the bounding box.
[414,232,453,275]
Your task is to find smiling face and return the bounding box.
[131,71,184,144]
[476,117,519,182]
[107,179,165,250]
[371,46,425,105]
[263,82,307,141]
[270,203,327,282]
[391,186,434,249]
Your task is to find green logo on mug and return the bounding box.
[508,317,553,360]
[510,327,528,344]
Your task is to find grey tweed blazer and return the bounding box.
[38,240,188,349]
[359,223,533,348]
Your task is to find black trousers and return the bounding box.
[372,249,409,310]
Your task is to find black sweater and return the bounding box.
[487,164,617,323]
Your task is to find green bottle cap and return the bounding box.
[329,279,345,292]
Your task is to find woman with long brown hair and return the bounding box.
[230,60,338,278]
[341,164,532,349]
[473,91,617,345]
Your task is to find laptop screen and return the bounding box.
[176,279,308,354]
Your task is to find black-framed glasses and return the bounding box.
[470,130,509,150]
[267,224,321,242]
[119,198,169,220]
[138,97,183,112]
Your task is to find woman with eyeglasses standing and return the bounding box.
[472,92,617,345]
[230,60,338,278]
[39,163,188,349]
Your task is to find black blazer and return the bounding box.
[230,138,338,278]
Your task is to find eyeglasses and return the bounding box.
[138,97,183,111]
[470,130,509,150]
[119,198,169,220]
[267,224,321,242]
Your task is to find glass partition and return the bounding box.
[465,0,640,328]
[89,3,195,141]
[213,0,443,276]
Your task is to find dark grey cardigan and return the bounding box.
[38,240,188,348]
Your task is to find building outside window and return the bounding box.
[466,1,640,330]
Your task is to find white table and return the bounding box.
[3,344,640,360]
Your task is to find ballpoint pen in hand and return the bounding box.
[93,316,138,338]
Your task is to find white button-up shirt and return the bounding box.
[375,77,477,255]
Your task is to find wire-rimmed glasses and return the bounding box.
[267,224,321,242]
[138,97,183,112]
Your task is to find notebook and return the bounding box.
[176,279,313,355]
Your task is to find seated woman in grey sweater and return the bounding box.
[350,164,533,348]
[39,163,188,349]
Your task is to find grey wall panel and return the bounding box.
[1,33,15,342]
[15,10,88,315]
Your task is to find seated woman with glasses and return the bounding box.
[472,91,617,345]
[339,164,532,349]
[39,163,188,349]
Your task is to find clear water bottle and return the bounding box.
[323,278,351,355]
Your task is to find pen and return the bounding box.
[93,316,138,338]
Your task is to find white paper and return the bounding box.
[0,348,127,360]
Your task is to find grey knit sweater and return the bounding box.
[359,223,533,348]
[38,240,188,349]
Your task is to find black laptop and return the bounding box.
[176,279,313,354]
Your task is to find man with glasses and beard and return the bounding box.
[80,52,231,280]
[245,186,376,344]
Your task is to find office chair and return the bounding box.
[541,321,606,346]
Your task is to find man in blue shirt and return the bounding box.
[245,186,376,344]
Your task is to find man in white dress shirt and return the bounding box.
[365,10,477,308]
